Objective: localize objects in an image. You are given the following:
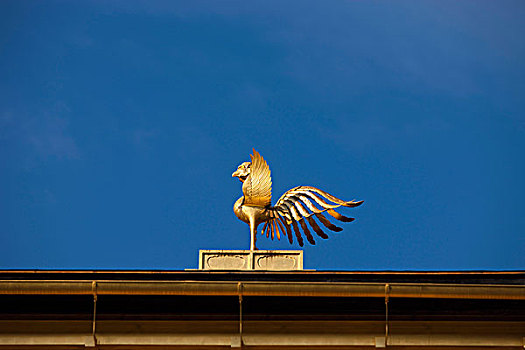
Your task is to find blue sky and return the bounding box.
[1,1,524,270]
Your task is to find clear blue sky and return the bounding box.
[1,1,524,270]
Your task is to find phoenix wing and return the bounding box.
[242,149,272,207]
[263,186,363,246]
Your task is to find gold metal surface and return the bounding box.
[233,149,364,250]
[1,280,524,300]
[2,320,525,348]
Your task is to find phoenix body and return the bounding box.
[232,149,363,250]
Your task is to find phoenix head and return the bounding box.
[232,161,251,183]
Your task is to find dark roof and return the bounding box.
[1,269,524,284]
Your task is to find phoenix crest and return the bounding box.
[232,149,363,250]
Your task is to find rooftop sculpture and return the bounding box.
[232,149,363,250]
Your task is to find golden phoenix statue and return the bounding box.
[232,149,363,250]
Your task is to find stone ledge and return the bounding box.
[199,250,303,271]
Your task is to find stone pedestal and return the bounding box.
[199,250,303,271]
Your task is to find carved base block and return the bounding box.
[199,250,303,270]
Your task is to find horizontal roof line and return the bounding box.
[1,280,524,300]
